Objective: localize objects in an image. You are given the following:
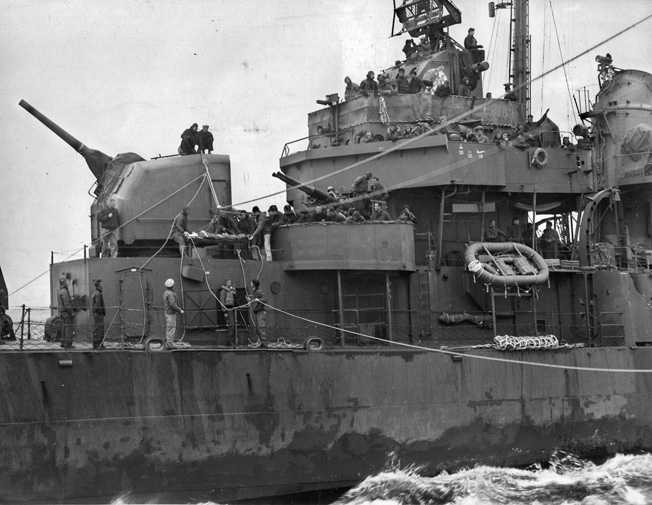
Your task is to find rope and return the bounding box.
[200,153,221,208]
[494,334,579,351]
[378,97,391,125]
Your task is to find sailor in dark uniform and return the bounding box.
[484,219,506,242]
[504,83,518,102]
[506,216,523,243]
[199,125,214,153]
[464,28,484,62]
[179,123,199,155]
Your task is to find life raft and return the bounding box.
[531,147,548,168]
[464,242,549,287]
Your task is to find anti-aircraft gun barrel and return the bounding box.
[19,99,112,182]
[272,172,338,204]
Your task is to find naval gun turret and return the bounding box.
[20,100,232,257]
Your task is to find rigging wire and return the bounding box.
[538,3,548,117]
[549,0,578,127]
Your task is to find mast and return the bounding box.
[512,0,530,114]
[489,0,531,114]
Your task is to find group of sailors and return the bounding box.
[167,172,416,262]
[344,67,425,100]
[178,123,214,155]
[484,217,564,259]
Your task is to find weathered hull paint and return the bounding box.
[0,347,650,503]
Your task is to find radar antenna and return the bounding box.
[392,0,462,48]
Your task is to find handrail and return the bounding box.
[281,126,359,158]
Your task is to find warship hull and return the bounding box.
[1,345,651,503]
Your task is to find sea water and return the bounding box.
[332,452,652,505]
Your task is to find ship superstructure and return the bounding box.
[2,1,652,503]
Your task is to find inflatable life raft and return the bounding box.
[464,242,549,287]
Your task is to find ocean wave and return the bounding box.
[333,452,652,505]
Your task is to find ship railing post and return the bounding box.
[386,272,393,343]
[27,308,31,340]
[337,270,345,347]
[19,304,25,351]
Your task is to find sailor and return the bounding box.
[408,68,424,94]
[206,208,242,258]
[235,210,255,259]
[171,206,190,257]
[97,198,120,258]
[541,221,562,259]
[0,306,15,341]
[344,76,361,101]
[523,223,535,247]
[464,28,484,62]
[282,204,298,224]
[163,278,184,348]
[359,71,378,97]
[326,186,339,201]
[351,171,373,217]
[220,279,238,348]
[346,210,366,223]
[247,279,268,348]
[248,206,267,260]
[199,125,214,154]
[395,68,410,94]
[386,124,402,141]
[484,219,506,242]
[463,129,477,143]
[179,123,199,155]
[263,205,283,261]
[370,176,389,202]
[323,207,346,222]
[503,83,518,102]
[57,278,75,349]
[524,108,550,132]
[434,79,452,97]
[91,279,106,350]
[402,39,417,60]
[370,201,392,221]
[377,73,397,95]
[416,37,432,57]
[309,205,328,222]
[209,208,241,236]
[561,136,575,151]
[506,216,523,243]
[475,126,490,143]
[399,205,417,224]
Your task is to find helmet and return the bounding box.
[58,278,67,287]
[165,279,175,288]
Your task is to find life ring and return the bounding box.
[531,147,548,168]
[304,337,324,351]
[144,336,166,352]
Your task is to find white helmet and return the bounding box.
[165,278,175,288]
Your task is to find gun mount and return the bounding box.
[21,99,233,257]
[272,172,339,205]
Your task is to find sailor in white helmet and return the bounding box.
[163,278,184,348]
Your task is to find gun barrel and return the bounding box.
[19,99,112,182]
[273,172,338,203]
[19,100,85,153]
